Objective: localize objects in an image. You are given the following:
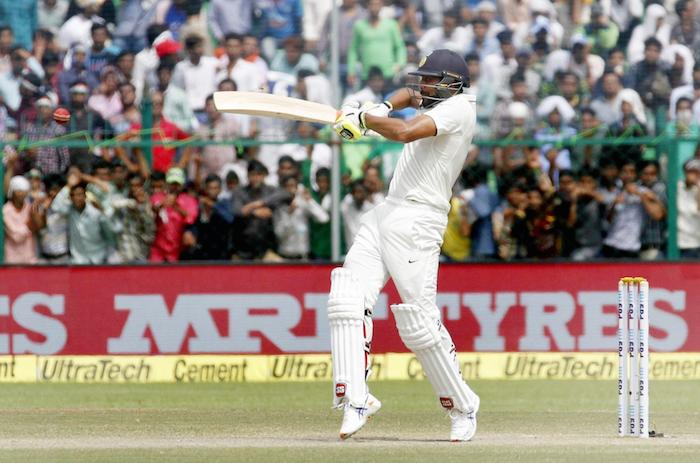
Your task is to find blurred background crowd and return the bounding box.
[1,0,700,264]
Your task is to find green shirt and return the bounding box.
[347,18,406,81]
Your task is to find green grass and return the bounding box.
[1,380,699,462]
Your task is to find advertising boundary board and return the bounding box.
[1,353,699,383]
[0,262,699,355]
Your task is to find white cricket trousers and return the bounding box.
[331,196,477,413]
[344,196,447,317]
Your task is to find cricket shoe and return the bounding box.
[449,394,480,442]
[339,393,382,440]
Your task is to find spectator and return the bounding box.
[308,167,331,260]
[534,96,576,181]
[115,50,135,84]
[317,0,366,83]
[27,168,46,203]
[671,0,700,55]
[662,44,694,90]
[258,0,303,48]
[34,173,69,263]
[131,90,192,173]
[302,0,333,51]
[0,46,45,115]
[601,0,643,48]
[0,0,37,50]
[569,168,605,261]
[154,0,189,41]
[56,44,99,105]
[571,107,606,170]
[65,80,109,172]
[110,82,141,134]
[666,97,698,181]
[515,48,540,99]
[57,0,104,51]
[88,66,123,121]
[464,53,496,139]
[347,0,406,89]
[23,96,70,175]
[231,160,290,260]
[51,176,115,264]
[181,174,234,260]
[0,26,12,76]
[208,0,254,41]
[678,159,700,258]
[196,94,250,178]
[341,179,373,248]
[3,175,38,263]
[112,0,160,53]
[112,174,155,262]
[273,175,329,260]
[544,35,604,92]
[482,29,518,100]
[602,159,663,258]
[38,0,69,36]
[625,37,672,112]
[490,73,533,140]
[638,160,667,260]
[132,24,168,103]
[581,4,619,57]
[474,1,505,40]
[523,184,559,259]
[66,0,116,28]
[149,166,198,262]
[493,181,528,260]
[270,35,320,76]
[277,121,332,189]
[442,189,471,262]
[85,23,116,80]
[464,164,499,259]
[241,34,270,77]
[216,33,266,92]
[171,34,219,118]
[464,17,499,60]
[590,71,623,126]
[606,89,647,165]
[627,4,671,64]
[417,9,468,57]
[155,62,196,133]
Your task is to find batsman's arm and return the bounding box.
[360,87,437,142]
[363,112,436,143]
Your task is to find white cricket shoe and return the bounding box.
[449,395,480,442]
[339,393,382,440]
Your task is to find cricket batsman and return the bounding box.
[329,49,480,441]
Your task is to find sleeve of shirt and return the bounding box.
[425,96,472,136]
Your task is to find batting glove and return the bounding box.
[333,114,363,141]
[359,101,393,129]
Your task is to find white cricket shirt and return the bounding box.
[387,93,476,213]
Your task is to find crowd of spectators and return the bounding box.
[1,0,700,264]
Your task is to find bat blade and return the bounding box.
[214,91,339,124]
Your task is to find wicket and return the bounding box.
[618,277,649,438]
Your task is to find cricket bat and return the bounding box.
[213,91,340,125]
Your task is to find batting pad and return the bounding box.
[328,268,367,408]
[392,303,477,413]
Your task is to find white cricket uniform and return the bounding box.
[328,93,479,414]
[344,93,476,316]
